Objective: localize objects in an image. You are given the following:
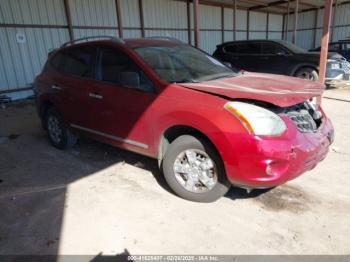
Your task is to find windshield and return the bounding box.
[275,40,307,53]
[134,45,237,83]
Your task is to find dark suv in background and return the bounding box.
[310,39,350,61]
[213,39,350,82]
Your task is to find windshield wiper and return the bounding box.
[172,79,199,83]
[205,73,236,81]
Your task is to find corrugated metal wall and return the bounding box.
[0,0,285,94]
[286,2,350,51]
[0,0,69,92]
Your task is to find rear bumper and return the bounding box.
[223,117,334,188]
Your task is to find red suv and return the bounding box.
[34,36,334,202]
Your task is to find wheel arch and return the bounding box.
[157,125,221,168]
[39,100,55,129]
[291,63,319,76]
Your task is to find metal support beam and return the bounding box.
[233,0,236,41]
[312,8,319,48]
[138,0,145,37]
[115,0,123,38]
[63,0,74,40]
[318,0,333,89]
[266,12,269,39]
[247,10,250,40]
[282,13,285,39]
[331,0,338,42]
[187,0,191,45]
[193,0,200,48]
[249,0,287,11]
[292,0,298,44]
[221,7,225,43]
[284,0,290,40]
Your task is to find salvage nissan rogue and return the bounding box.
[34,37,334,202]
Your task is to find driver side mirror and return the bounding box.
[119,72,141,89]
[276,51,287,56]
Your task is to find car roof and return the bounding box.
[124,38,184,48]
[219,39,279,46]
[58,38,184,51]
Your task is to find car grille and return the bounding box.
[273,101,322,133]
[287,110,317,132]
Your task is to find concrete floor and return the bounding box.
[0,92,350,256]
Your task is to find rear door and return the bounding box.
[82,45,157,153]
[223,42,261,72]
[50,45,98,127]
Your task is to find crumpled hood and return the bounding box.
[180,72,325,107]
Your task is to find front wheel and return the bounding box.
[294,67,319,81]
[162,135,230,202]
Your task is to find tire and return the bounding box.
[162,135,231,202]
[294,67,319,81]
[45,107,77,149]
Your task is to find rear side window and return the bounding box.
[98,47,154,92]
[51,46,96,78]
[224,43,261,55]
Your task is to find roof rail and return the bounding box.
[60,36,125,48]
[144,36,184,44]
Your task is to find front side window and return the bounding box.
[134,45,236,83]
[52,46,96,78]
[275,40,307,54]
[98,47,154,92]
[261,42,288,55]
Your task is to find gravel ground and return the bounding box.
[0,94,349,255]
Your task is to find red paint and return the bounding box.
[34,39,333,189]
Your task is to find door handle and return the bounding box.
[52,84,62,90]
[89,92,103,99]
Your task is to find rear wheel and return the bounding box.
[162,135,230,202]
[45,108,77,149]
[294,67,319,81]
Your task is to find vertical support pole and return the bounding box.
[282,14,285,40]
[115,0,123,38]
[331,0,338,42]
[285,0,290,40]
[138,0,145,38]
[292,0,299,44]
[233,0,236,41]
[63,0,74,41]
[312,8,319,48]
[247,10,250,40]
[187,0,191,45]
[221,7,225,43]
[318,0,333,105]
[193,0,200,48]
[266,12,269,40]
[319,0,333,85]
